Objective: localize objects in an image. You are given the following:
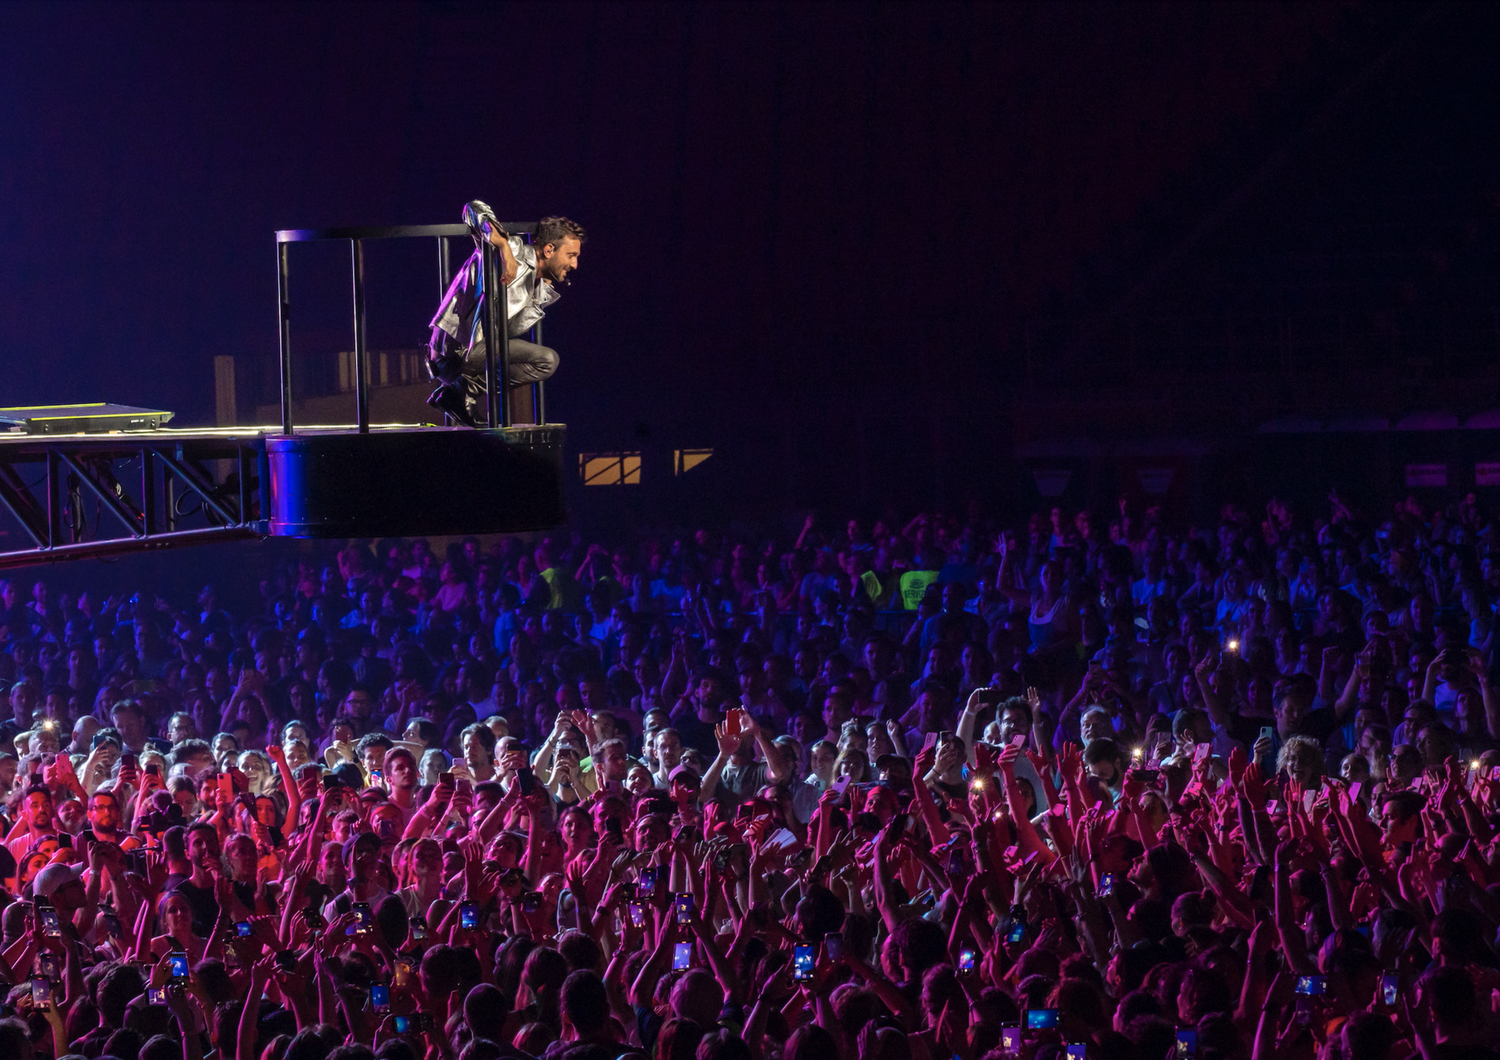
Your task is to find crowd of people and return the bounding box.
[1,489,1500,1060]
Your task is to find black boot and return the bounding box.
[427,383,477,428]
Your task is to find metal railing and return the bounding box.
[275,222,545,433]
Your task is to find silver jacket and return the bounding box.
[427,201,559,360]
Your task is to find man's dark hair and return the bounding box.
[999,694,1033,729]
[558,929,603,973]
[170,738,212,765]
[890,917,947,981]
[1341,1010,1395,1060]
[1421,965,1477,1027]
[0,1018,29,1060]
[355,732,393,755]
[536,216,586,252]
[560,969,610,1035]
[99,962,146,1027]
[461,723,496,755]
[464,983,508,1041]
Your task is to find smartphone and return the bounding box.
[218,773,234,803]
[1259,726,1275,746]
[792,943,815,981]
[1175,1029,1197,1058]
[958,948,976,974]
[1000,1028,1022,1057]
[1136,769,1161,784]
[1066,1046,1087,1060]
[370,769,384,783]
[275,949,298,972]
[1026,1009,1058,1030]
[824,932,844,963]
[169,951,190,982]
[1381,974,1399,1006]
[629,902,646,928]
[725,708,743,738]
[523,892,541,913]
[672,941,693,970]
[439,771,454,785]
[605,817,623,843]
[321,774,341,791]
[231,920,252,938]
[30,977,51,1007]
[352,902,373,935]
[409,917,428,941]
[637,866,657,897]
[1098,873,1115,897]
[38,905,62,938]
[1007,920,1026,944]
[300,908,327,931]
[371,983,390,1014]
[515,767,537,796]
[674,892,694,925]
[147,986,168,1005]
[394,1014,428,1033]
[145,762,160,777]
[946,845,968,877]
[1295,975,1327,996]
[460,903,479,929]
[37,951,59,981]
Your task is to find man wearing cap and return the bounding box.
[6,785,57,862]
[32,860,88,930]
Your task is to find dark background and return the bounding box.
[2,1,1499,537]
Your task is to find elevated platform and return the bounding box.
[0,213,571,569]
[0,422,565,569]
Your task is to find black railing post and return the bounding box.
[438,237,451,296]
[482,240,511,428]
[351,238,370,434]
[532,318,546,425]
[277,241,293,434]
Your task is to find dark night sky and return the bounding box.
[0,2,1375,471]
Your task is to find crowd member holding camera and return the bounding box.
[1,490,1500,1060]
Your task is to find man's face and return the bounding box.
[112,707,143,736]
[654,731,682,769]
[1275,694,1306,737]
[169,715,196,743]
[345,692,373,719]
[319,842,347,886]
[24,791,53,830]
[387,753,416,790]
[539,235,582,284]
[998,707,1027,745]
[463,731,490,768]
[88,793,119,832]
[188,829,219,870]
[601,745,628,781]
[348,840,378,881]
[362,745,387,776]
